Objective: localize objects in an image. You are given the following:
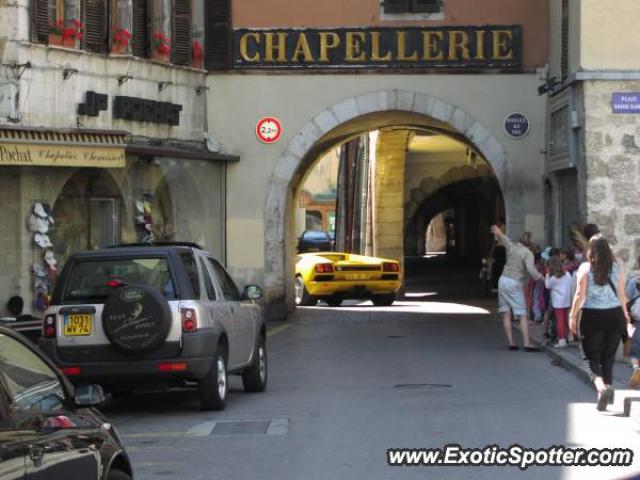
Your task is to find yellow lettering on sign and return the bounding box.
[292,33,315,63]
[319,32,340,62]
[264,32,288,62]
[345,32,366,62]
[370,31,391,61]
[475,30,486,60]
[0,143,125,168]
[240,32,261,62]
[492,30,514,61]
[448,30,471,61]
[397,31,418,61]
[422,31,444,61]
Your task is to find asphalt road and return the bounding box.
[104,295,640,480]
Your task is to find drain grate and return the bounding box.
[394,383,452,389]
[211,420,270,435]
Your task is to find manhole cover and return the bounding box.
[212,420,270,435]
[394,383,452,389]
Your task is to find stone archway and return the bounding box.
[263,89,518,317]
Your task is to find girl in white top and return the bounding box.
[545,256,573,347]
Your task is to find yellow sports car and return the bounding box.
[294,252,402,307]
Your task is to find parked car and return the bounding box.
[297,230,333,253]
[39,242,267,411]
[0,315,42,345]
[0,325,133,480]
[295,252,402,307]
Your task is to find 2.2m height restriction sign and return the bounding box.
[256,117,283,144]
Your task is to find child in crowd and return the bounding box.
[545,256,573,348]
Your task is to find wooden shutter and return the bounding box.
[84,0,107,52]
[205,0,231,70]
[132,0,149,58]
[411,0,441,13]
[32,0,49,44]
[561,0,569,78]
[172,0,191,65]
[383,0,409,14]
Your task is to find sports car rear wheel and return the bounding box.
[295,275,317,306]
[372,293,395,306]
[326,296,343,307]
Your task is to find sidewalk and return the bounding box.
[529,321,640,425]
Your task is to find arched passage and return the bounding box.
[264,90,520,313]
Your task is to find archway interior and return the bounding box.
[291,111,505,294]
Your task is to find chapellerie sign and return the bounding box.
[0,143,126,168]
[234,25,521,69]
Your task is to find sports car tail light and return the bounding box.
[158,362,188,372]
[43,314,56,338]
[383,262,400,272]
[61,366,81,376]
[181,308,198,333]
[315,264,334,273]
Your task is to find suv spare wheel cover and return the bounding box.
[102,285,172,354]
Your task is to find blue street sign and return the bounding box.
[504,113,530,139]
[612,93,640,114]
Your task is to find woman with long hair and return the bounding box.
[569,234,631,411]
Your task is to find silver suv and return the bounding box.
[39,243,267,411]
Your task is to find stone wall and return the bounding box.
[583,80,640,268]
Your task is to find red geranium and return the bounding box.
[61,19,83,41]
[193,40,204,62]
[113,28,132,47]
[152,31,171,56]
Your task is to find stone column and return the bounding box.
[373,129,410,268]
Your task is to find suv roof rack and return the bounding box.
[106,242,203,250]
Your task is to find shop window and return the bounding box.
[89,198,121,249]
[382,0,442,16]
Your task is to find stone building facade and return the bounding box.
[545,0,640,269]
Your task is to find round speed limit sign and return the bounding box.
[256,117,283,144]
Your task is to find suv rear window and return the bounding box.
[62,257,176,302]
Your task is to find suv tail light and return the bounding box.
[181,308,198,333]
[383,262,399,272]
[43,314,56,338]
[315,264,334,273]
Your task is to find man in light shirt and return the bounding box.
[491,225,545,351]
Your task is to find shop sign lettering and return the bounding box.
[0,143,125,168]
[234,26,521,70]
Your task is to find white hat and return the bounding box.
[34,233,53,249]
[34,216,49,234]
[26,214,40,233]
[136,215,145,224]
[136,200,144,213]
[44,250,57,267]
[32,263,47,278]
[34,203,48,219]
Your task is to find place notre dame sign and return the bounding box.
[233,26,521,70]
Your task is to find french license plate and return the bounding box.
[64,314,93,336]
[346,274,370,280]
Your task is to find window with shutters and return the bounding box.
[131,0,149,58]
[83,0,107,52]
[32,0,81,47]
[150,0,171,62]
[204,0,231,70]
[191,0,204,69]
[561,0,569,79]
[171,0,191,65]
[111,0,133,54]
[381,0,443,19]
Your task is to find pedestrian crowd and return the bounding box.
[489,222,640,412]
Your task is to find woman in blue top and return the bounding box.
[569,234,631,411]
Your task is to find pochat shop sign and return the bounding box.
[234,26,521,69]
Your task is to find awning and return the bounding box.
[0,126,127,168]
[126,142,240,162]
